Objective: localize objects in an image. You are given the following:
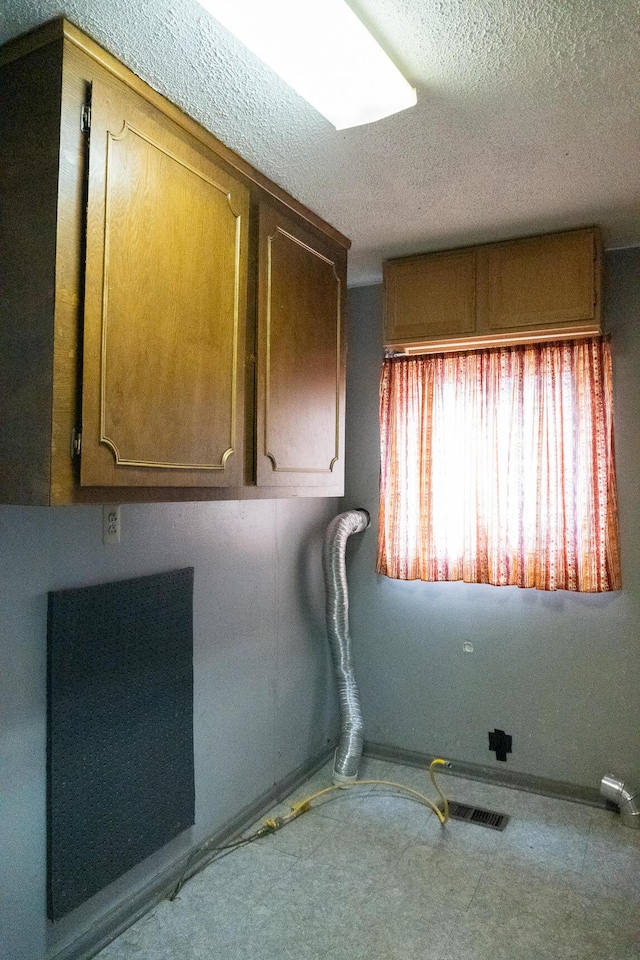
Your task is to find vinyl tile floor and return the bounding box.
[97,758,640,960]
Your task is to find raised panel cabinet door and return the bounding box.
[81,77,249,487]
[256,203,345,488]
[485,228,598,333]
[383,249,476,348]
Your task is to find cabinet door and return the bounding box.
[81,78,249,487]
[255,203,345,488]
[383,249,476,349]
[483,228,599,334]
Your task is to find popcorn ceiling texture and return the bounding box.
[2,0,639,284]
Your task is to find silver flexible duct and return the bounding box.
[600,774,640,829]
[323,509,370,786]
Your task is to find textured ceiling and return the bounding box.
[2,0,639,285]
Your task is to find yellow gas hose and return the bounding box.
[171,759,451,901]
[264,757,450,832]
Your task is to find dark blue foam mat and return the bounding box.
[47,567,195,921]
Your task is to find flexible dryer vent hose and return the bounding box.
[322,509,370,786]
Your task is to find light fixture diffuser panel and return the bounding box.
[199,0,416,129]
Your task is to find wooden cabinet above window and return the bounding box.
[384,228,601,354]
[0,20,349,505]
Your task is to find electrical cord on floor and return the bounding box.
[168,820,280,901]
[168,758,450,902]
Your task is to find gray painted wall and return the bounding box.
[2,253,637,960]
[0,498,339,960]
[344,248,640,790]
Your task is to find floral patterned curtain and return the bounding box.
[377,337,621,591]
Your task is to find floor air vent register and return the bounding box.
[445,800,509,831]
[47,568,195,921]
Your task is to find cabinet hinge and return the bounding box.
[71,429,82,457]
[81,104,91,134]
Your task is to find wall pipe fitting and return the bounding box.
[322,509,370,786]
[600,774,640,829]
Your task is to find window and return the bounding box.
[377,337,621,592]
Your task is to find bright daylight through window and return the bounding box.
[378,337,621,592]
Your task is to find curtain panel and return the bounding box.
[377,337,621,592]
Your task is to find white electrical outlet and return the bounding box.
[103,505,121,544]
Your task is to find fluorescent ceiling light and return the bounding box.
[197,0,417,130]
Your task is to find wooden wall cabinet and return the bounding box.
[82,71,249,490]
[383,248,477,347]
[0,20,349,504]
[256,204,346,488]
[384,227,601,354]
